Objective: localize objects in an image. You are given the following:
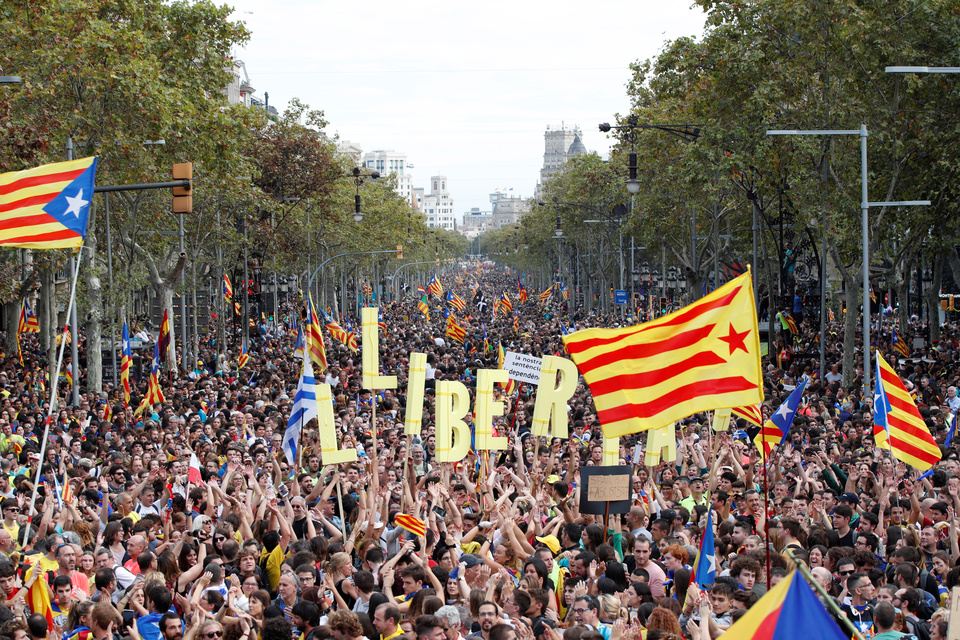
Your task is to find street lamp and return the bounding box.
[351,167,379,222]
[766,126,929,393]
[599,116,701,194]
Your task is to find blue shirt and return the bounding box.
[137,612,163,640]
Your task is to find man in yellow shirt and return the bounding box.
[373,605,402,640]
[0,500,20,548]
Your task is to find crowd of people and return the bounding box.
[0,265,953,640]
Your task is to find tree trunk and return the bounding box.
[926,253,943,344]
[896,272,910,330]
[5,301,18,355]
[841,279,859,388]
[83,199,103,394]
[42,262,57,392]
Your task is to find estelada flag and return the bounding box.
[0,157,98,249]
[238,341,249,369]
[892,329,909,357]
[18,299,39,334]
[222,274,233,301]
[723,570,847,640]
[563,271,762,438]
[874,352,941,470]
[395,513,426,538]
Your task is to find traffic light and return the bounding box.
[172,162,192,213]
[396,245,403,260]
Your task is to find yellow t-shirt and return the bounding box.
[260,545,285,592]
[2,522,19,549]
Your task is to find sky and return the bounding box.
[229,1,708,218]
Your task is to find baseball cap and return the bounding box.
[460,554,484,568]
[535,535,560,555]
[837,492,860,505]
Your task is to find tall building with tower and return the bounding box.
[420,176,456,230]
[534,124,587,200]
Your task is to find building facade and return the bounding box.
[490,192,531,229]
[460,208,493,239]
[420,176,456,230]
[534,124,587,200]
[362,149,413,202]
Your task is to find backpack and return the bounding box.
[905,615,931,640]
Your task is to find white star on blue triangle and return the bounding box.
[42,163,97,237]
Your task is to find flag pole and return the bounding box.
[784,549,866,640]
[763,447,771,589]
[23,245,84,547]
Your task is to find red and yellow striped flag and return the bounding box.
[25,562,53,630]
[306,297,328,372]
[733,403,764,428]
[874,352,941,470]
[238,341,249,369]
[395,513,426,538]
[563,271,762,438]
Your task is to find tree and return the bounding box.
[0,0,252,389]
[619,0,960,386]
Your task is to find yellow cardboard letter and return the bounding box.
[475,369,508,450]
[404,352,427,436]
[436,381,470,462]
[317,383,357,465]
[361,307,397,391]
[643,423,677,466]
[712,408,732,432]
[531,356,577,439]
[602,433,620,466]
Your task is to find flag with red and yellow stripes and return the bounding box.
[395,513,426,537]
[306,297,328,372]
[874,352,941,470]
[733,403,764,428]
[562,271,762,438]
[445,314,467,344]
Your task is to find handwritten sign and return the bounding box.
[502,351,543,385]
[580,466,632,515]
[586,476,630,502]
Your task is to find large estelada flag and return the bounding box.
[563,271,762,438]
[874,352,941,470]
[0,157,98,249]
[724,571,847,640]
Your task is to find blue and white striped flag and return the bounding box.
[283,357,318,465]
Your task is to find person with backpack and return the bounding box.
[872,602,907,640]
[897,589,932,640]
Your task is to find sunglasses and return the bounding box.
[204,632,223,639]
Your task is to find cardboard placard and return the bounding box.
[502,351,543,385]
[579,466,632,515]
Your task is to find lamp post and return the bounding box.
[766,126,930,393]
[541,199,628,318]
[350,167,380,223]
[599,116,701,194]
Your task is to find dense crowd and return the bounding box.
[0,266,954,640]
